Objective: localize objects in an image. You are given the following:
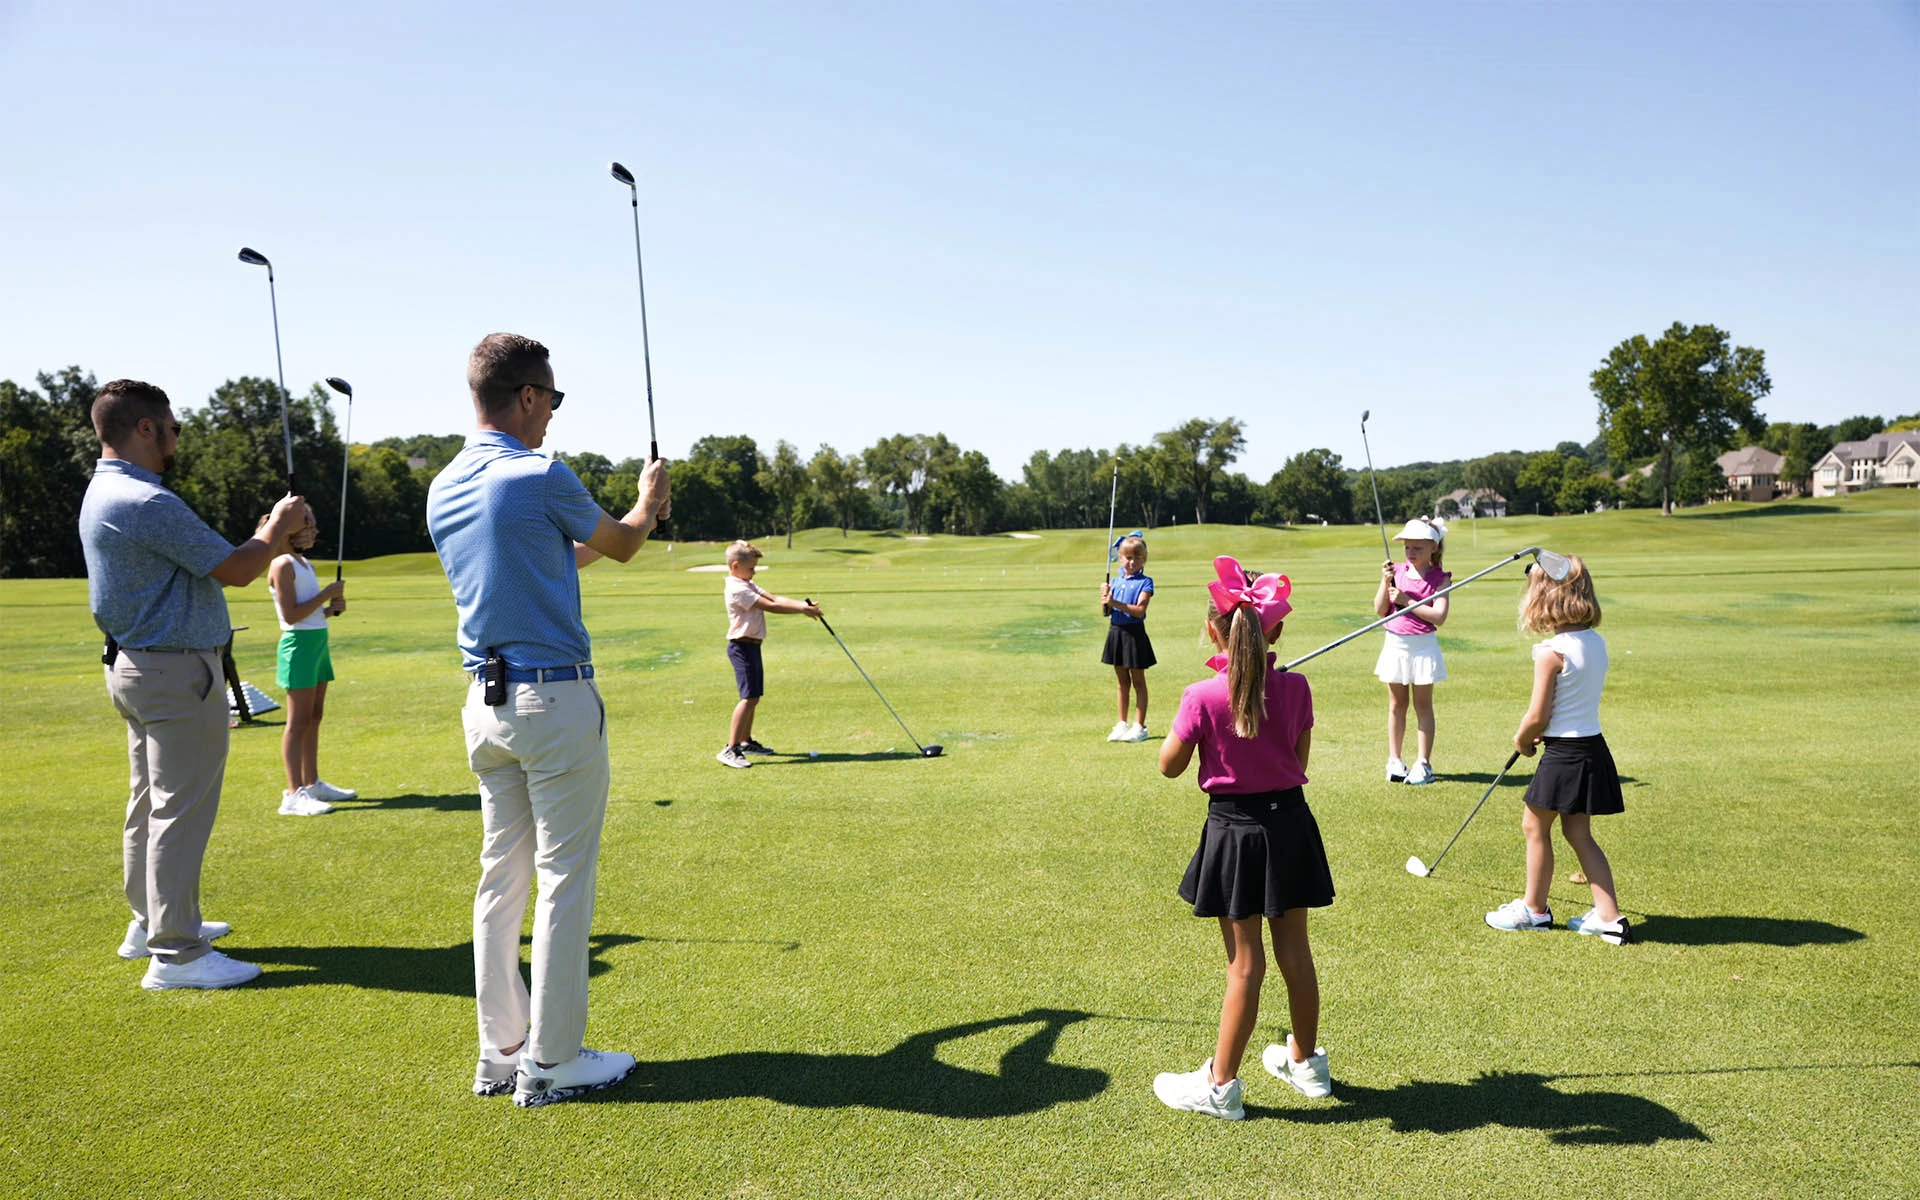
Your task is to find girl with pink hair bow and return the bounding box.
[1151,556,1336,1120]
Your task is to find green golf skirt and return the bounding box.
[276,627,334,691]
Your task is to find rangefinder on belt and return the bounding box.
[483,647,506,706]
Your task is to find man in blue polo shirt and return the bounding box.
[426,333,671,1108]
[78,379,308,990]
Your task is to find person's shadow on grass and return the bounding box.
[604,1007,1108,1118]
[331,792,480,813]
[1251,1069,1707,1144]
[1633,916,1863,947]
[244,932,798,994]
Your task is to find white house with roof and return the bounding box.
[1435,487,1506,518]
[1714,445,1786,502]
[1810,431,1920,496]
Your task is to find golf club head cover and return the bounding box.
[1208,556,1291,633]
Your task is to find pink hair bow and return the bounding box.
[1208,556,1292,633]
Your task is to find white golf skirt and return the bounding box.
[1374,632,1447,685]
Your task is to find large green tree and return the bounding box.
[1153,417,1246,525]
[1592,322,1770,514]
[756,440,810,548]
[809,445,863,537]
[1267,448,1352,525]
[0,368,97,577]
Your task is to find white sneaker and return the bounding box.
[118,917,232,959]
[1405,760,1435,785]
[1485,898,1552,932]
[1107,721,1132,742]
[141,948,263,990]
[307,779,357,802]
[715,745,752,769]
[1566,907,1635,944]
[513,1047,638,1108]
[1152,1058,1244,1120]
[1122,723,1152,742]
[1262,1034,1333,1098]
[279,787,334,816]
[1386,757,1408,783]
[473,1045,520,1097]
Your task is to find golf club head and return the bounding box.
[236,247,270,267]
[609,161,635,186]
[1405,856,1432,878]
[1530,548,1573,581]
[325,376,353,398]
[1361,409,1370,423]
[922,745,944,758]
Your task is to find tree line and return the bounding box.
[5,321,1911,577]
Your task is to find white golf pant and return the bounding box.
[464,676,610,1064]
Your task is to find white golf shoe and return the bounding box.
[513,1047,638,1108]
[279,787,333,816]
[141,949,262,990]
[1107,721,1132,742]
[1152,1059,1244,1120]
[306,779,358,802]
[1262,1034,1333,1098]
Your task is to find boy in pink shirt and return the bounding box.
[717,541,820,769]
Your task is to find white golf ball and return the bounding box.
[809,750,818,758]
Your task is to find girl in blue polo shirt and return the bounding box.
[1100,532,1155,742]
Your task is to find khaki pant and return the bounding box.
[107,648,229,964]
[464,676,610,1064]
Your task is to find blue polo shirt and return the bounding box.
[78,459,236,651]
[426,431,605,672]
[1109,571,1153,626]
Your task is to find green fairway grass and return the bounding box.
[4,492,1917,1198]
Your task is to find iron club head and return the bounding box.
[1528,548,1573,581]
[237,246,270,267]
[1405,855,1432,878]
[325,377,353,398]
[922,745,944,758]
[609,161,635,186]
[1361,409,1370,423]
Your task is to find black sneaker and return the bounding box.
[715,745,751,769]
[739,739,777,756]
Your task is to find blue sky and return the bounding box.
[3,1,1914,481]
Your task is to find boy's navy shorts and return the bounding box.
[728,638,764,699]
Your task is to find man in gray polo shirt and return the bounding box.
[78,379,308,990]
[426,333,670,1107]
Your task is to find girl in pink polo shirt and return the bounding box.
[1373,517,1453,785]
[1151,556,1335,1121]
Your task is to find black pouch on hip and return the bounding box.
[102,635,119,666]
[483,647,506,706]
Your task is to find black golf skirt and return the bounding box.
[1102,622,1156,670]
[1178,789,1335,920]
[1523,734,1624,816]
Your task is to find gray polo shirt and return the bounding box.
[78,459,236,651]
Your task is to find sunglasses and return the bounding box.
[519,382,564,411]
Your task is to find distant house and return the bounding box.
[1435,487,1506,518]
[1714,445,1786,502]
[1810,431,1920,496]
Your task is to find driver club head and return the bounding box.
[325,376,353,398]
[236,246,270,267]
[921,745,944,758]
[609,161,635,186]
[1405,856,1432,878]
[1530,548,1573,582]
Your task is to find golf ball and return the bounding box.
[809,750,818,759]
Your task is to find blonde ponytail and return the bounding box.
[1211,604,1269,738]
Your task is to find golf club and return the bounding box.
[1406,750,1523,877]
[1360,409,1390,561]
[807,600,943,758]
[607,161,659,464]
[236,247,295,494]
[1281,546,1571,673]
[325,377,353,582]
[1102,462,1118,615]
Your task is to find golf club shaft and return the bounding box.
[811,604,926,751]
[1360,415,1389,561]
[1103,463,1118,614]
[335,396,352,581]
[625,191,658,462]
[1281,548,1538,672]
[264,270,295,494]
[1422,751,1522,873]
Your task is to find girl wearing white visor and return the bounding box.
[1372,518,1451,784]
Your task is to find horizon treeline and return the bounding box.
[3,365,1910,578]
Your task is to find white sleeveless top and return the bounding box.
[1538,628,1606,737]
[274,556,329,631]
